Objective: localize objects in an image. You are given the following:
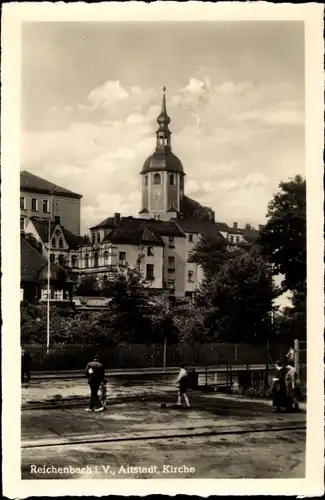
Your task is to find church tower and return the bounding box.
[139,87,185,221]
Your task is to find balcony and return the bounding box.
[146,275,155,282]
[168,268,175,273]
[118,260,127,266]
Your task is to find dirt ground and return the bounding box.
[21,394,306,479]
[22,429,305,479]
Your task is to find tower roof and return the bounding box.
[141,87,184,175]
[156,86,171,126]
[141,151,184,174]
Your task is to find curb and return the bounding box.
[22,419,306,449]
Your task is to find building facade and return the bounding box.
[20,171,82,235]
[20,90,260,306]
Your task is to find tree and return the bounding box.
[99,265,154,342]
[74,274,99,296]
[189,235,230,278]
[194,246,277,343]
[259,175,306,294]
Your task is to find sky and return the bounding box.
[21,21,305,236]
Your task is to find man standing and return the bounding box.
[21,349,32,384]
[85,355,105,412]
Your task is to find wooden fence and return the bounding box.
[22,342,291,372]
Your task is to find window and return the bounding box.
[92,232,96,243]
[41,289,50,300]
[50,254,55,263]
[144,175,148,186]
[103,251,109,265]
[146,264,154,281]
[153,173,161,185]
[188,234,193,243]
[94,251,99,268]
[71,255,78,268]
[168,236,175,247]
[20,197,26,210]
[31,198,38,211]
[236,236,240,243]
[167,280,175,291]
[119,251,126,264]
[20,217,25,231]
[51,237,56,248]
[170,174,175,185]
[168,256,175,272]
[157,215,160,220]
[188,270,194,282]
[147,247,154,257]
[58,254,65,266]
[43,200,50,213]
[59,238,63,249]
[229,235,234,243]
[97,232,101,243]
[54,290,63,300]
[84,254,89,268]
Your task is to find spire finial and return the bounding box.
[162,86,166,92]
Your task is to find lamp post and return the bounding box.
[46,189,56,352]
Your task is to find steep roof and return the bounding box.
[61,227,84,249]
[29,217,83,248]
[174,217,225,239]
[20,171,82,199]
[21,237,67,283]
[91,215,186,238]
[106,224,164,246]
[122,217,186,238]
[90,216,116,230]
[30,218,55,244]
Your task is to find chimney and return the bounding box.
[258,224,264,231]
[54,216,60,225]
[233,222,238,229]
[114,213,121,225]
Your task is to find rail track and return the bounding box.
[21,422,306,450]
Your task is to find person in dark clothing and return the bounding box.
[85,355,105,412]
[272,360,287,412]
[21,349,32,384]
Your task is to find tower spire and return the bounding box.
[156,86,171,151]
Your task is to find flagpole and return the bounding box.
[46,190,55,352]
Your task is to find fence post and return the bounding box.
[205,364,208,387]
[294,339,300,375]
[163,337,167,373]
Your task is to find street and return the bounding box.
[21,389,306,479]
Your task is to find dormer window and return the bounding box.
[59,238,63,249]
[168,236,175,248]
[51,237,56,248]
[153,173,161,185]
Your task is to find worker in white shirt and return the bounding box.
[176,364,191,409]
